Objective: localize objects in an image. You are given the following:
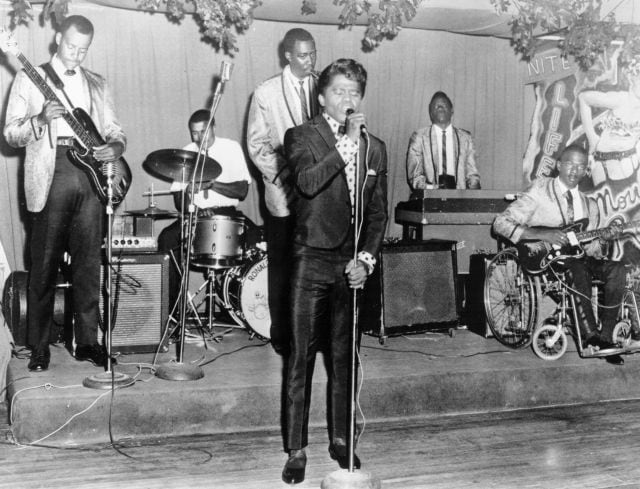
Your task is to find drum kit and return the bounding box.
[139,148,271,342]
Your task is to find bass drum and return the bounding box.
[221,254,271,340]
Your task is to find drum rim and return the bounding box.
[220,255,270,340]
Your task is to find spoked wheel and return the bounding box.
[484,248,538,349]
[532,323,568,360]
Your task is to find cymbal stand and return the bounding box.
[84,161,134,390]
[156,60,233,381]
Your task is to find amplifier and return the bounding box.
[361,240,459,341]
[108,235,158,252]
[100,253,169,353]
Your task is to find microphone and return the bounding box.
[220,61,233,83]
[214,61,233,97]
[346,108,367,134]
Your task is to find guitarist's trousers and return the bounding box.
[27,147,104,351]
[563,256,626,343]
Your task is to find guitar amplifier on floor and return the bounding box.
[361,240,460,341]
[100,252,169,353]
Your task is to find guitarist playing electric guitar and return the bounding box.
[4,15,126,372]
[493,144,629,365]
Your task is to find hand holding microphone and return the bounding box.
[345,108,367,142]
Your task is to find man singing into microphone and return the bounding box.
[280,58,388,484]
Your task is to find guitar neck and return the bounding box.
[16,53,95,149]
[575,220,638,243]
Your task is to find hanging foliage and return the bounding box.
[491,0,640,71]
[8,0,424,52]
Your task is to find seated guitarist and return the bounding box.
[4,15,126,372]
[493,144,627,365]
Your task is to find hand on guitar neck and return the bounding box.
[36,100,66,127]
[38,101,124,163]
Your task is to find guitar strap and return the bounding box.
[40,62,75,109]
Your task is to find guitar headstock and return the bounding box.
[0,28,19,57]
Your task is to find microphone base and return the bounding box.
[321,468,381,489]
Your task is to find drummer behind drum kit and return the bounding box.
[141,147,272,342]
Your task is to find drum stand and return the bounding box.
[188,268,242,339]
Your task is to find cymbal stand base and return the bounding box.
[83,371,136,390]
[154,361,204,381]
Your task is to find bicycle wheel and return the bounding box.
[484,248,538,349]
[532,323,568,360]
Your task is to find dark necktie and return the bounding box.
[65,69,76,76]
[299,80,309,122]
[441,129,447,175]
[565,190,575,224]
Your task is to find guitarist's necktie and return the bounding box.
[299,80,309,122]
[565,190,575,224]
[441,129,447,176]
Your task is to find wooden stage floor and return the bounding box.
[3,323,640,487]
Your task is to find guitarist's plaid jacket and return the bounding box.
[4,65,126,212]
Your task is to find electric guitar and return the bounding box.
[516,218,640,274]
[0,30,131,206]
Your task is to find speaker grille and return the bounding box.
[362,240,459,338]
[100,253,169,353]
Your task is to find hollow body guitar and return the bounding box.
[516,218,640,274]
[0,31,131,206]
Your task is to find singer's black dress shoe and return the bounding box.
[75,344,116,367]
[329,443,361,469]
[28,347,50,372]
[282,449,306,484]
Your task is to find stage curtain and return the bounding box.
[0,3,533,271]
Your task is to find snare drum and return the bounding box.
[192,215,245,268]
[221,254,271,340]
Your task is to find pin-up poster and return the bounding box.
[523,44,640,264]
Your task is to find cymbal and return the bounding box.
[143,149,222,182]
[125,206,178,219]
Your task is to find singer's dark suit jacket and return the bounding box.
[284,114,388,255]
[282,113,387,451]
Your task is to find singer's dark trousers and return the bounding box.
[266,214,294,349]
[28,148,103,351]
[285,241,354,451]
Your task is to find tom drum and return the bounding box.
[192,215,245,269]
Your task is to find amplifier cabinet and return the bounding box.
[100,252,169,353]
[361,240,459,341]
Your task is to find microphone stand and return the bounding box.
[322,129,380,488]
[84,161,135,389]
[156,61,233,381]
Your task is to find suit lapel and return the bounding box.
[281,72,302,126]
[312,114,337,149]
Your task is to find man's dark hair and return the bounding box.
[318,59,368,97]
[282,28,314,54]
[561,143,588,160]
[428,91,453,111]
[59,15,94,36]
[188,109,213,127]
